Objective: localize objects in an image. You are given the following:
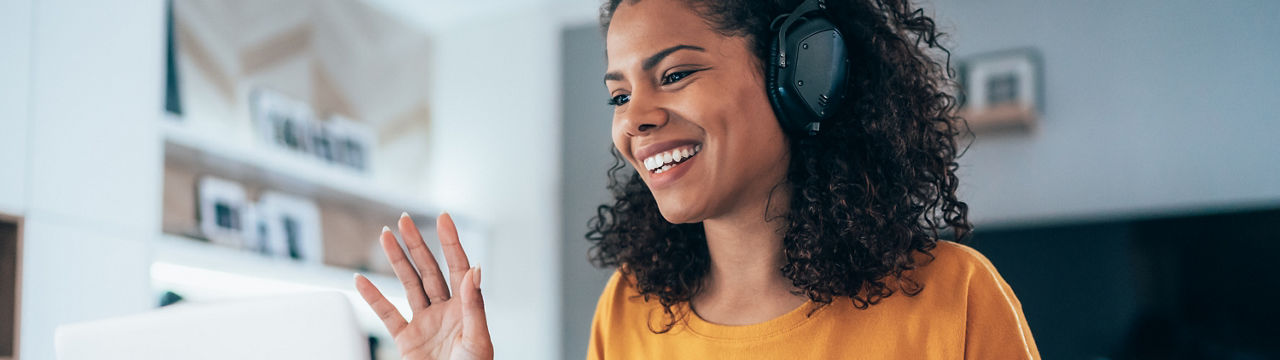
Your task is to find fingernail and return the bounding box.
[381,225,391,234]
[353,272,361,280]
[400,211,410,219]
[472,266,482,287]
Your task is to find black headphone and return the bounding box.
[766,0,850,137]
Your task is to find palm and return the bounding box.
[395,302,467,359]
[354,213,492,360]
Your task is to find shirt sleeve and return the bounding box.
[960,247,1041,360]
[586,271,622,360]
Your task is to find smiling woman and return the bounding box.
[584,0,1041,358]
[354,0,1040,358]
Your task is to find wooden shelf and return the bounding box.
[160,118,437,217]
[151,233,411,334]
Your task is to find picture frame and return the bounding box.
[956,48,1043,132]
[240,203,270,255]
[256,191,323,264]
[324,115,375,172]
[249,88,376,174]
[196,176,252,248]
[250,88,316,154]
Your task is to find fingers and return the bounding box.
[437,212,473,297]
[398,213,451,303]
[459,267,492,352]
[354,273,408,336]
[378,226,431,313]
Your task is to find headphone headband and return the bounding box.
[774,0,827,69]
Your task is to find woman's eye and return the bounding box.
[661,70,696,85]
[607,94,630,106]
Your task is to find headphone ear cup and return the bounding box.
[768,19,850,138]
[767,0,850,138]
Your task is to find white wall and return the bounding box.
[0,0,33,215]
[425,8,566,360]
[17,0,165,359]
[929,0,1280,227]
[558,22,621,360]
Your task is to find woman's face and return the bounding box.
[606,0,790,224]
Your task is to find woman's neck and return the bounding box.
[693,187,807,325]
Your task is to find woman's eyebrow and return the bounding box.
[603,44,707,83]
[642,44,705,70]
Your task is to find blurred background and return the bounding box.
[0,0,1277,359]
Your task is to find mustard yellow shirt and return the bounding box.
[587,240,1040,359]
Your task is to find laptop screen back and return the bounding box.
[55,291,369,360]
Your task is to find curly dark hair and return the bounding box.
[588,0,972,332]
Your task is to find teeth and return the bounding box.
[641,144,702,172]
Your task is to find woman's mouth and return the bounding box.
[642,144,702,174]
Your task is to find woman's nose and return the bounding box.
[619,94,668,136]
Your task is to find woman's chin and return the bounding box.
[654,199,706,224]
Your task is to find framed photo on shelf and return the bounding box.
[257,191,323,264]
[196,176,252,248]
[241,203,269,255]
[251,88,316,154]
[249,88,376,174]
[324,115,375,172]
[956,48,1043,132]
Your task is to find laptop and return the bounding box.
[54,291,370,360]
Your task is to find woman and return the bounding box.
[354,0,1040,358]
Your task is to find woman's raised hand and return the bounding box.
[353,213,493,360]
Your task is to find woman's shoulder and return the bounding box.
[890,239,1017,307]
[595,269,647,311]
[913,240,1003,282]
[601,268,662,310]
[918,241,1040,358]
[592,269,665,333]
[912,240,1026,314]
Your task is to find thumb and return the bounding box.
[460,267,492,349]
